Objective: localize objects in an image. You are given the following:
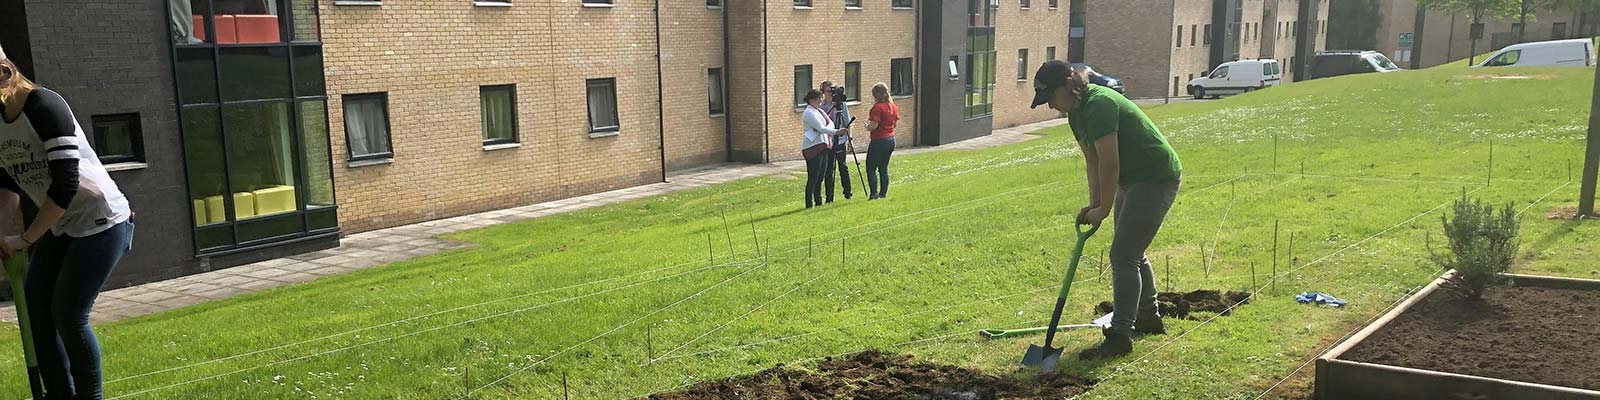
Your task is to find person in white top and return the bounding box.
[800,89,846,208]
[0,45,135,400]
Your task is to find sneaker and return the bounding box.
[1077,328,1133,360]
[1134,310,1166,335]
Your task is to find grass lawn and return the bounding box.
[4,65,1599,400]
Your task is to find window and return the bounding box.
[583,0,613,5]
[1485,50,1522,66]
[1050,0,1058,7]
[1176,25,1184,47]
[480,85,517,145]
[1244,23,1250,43]
[1210,66,1228,79]
[586,78,620,134]
[1204,24,1212,45]
[476,0,511,5]
[845,0,861,8]
[708,0,719,6]
[890,58,914,96]
[171,0,290,45]
[844,62,861,101]
[1017,49,1029,80]
[1191,25,1197,47]
[1172,77,1179,96]
[794,0,811,7]
[1554,22,1568,39]
[1021,0,1030,9]
[893,0,913,8]
[794,64,813,106]
[965,0,997,118]
[708,68,726,115]
[91,114,144,165]
[343,93,392,161]
[1046,46,1056,61]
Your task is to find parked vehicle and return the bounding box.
[1307,51,1402,80]
[1476,39,1596,67]
[1070,63,1125,93]
[1186,59,1281,99]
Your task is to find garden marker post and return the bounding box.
[721,210,735,259]
[707,233,715,266]
[1580,60,1600,216]
[1273,220,1279,293]
[563,371,570,400]
[1273,134,1279,172]
[1487,139,1493,186]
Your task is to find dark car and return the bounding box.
[1307,51,1402,80]
[1070,63,1126,93]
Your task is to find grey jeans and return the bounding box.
[1108,180,1180,336]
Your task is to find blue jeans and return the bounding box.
[805,150,830,208]
[25,221,134,400]
[866,137,895,197]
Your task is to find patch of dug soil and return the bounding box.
[649,351,1095,400]
[1095,289,1252,320]
[1342,284,1600,390]
[1547,206,1583,220]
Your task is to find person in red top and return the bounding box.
[864,83,899,200]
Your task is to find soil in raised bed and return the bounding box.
[1095,289,1253,320]
[1342,283,1600,390]
[648,351,1095,400]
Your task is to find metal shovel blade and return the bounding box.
[1021,344,1063,372]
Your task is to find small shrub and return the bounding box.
[1430,196,1520,300]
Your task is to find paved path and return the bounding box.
[0,118,1058,324]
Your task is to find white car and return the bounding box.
[1187,59,1282,99]
[1477,38,1596,67]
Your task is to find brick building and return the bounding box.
[1374,0,1597,69]
[1078,0,1328,99]
[0,0,1073,289]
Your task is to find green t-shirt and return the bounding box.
[1067,84,1182,184]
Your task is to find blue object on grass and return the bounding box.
[1295,292,1348,307]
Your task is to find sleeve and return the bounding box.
[23,89,82,209]
[804,108,838,135]
[869,104,884,123]
[1074,97,1121,143]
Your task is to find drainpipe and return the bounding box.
[1166,0,1177,103]
[722,1,732,162]
[762,0,770,163]
[655,0,667,182]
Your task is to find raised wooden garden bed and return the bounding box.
[1315,272,1600,400]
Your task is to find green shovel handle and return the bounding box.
[1057,222,1099,299]
[4,255,38,368]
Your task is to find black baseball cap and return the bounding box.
[1030,59,1073,109]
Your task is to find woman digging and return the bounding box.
[1030,60,1182,360]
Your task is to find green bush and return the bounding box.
[1431,196,1520,300]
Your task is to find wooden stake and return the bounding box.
[1488,139,1494,185]
[1288,231,1296,269]
[809,238,813,258]
[721,210,735,259]
[1165,255,1172,293]
[464,366,470,399]
[1300,161,1304,177]
[707,233,715,265]
[563,371,570,400]
[1250,261,1257,292]
[646,324,654,365]
[1273,134,1279,172]
[1272,220,1279,293]
[749,218,761,258]
[841,239,847,267]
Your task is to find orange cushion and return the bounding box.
[191,15,207,41]
[213,15,238,44]
[233,15,280,44]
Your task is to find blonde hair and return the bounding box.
[871,82,892,105]
[1065,68,1091,104]
[0,59,38,110]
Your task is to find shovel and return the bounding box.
[1020,221,1099,372]
[4,254,46,399]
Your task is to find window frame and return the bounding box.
[90,113,146,165]
[1046,46,1056,61]
[582,0,614,6]
[342,92,394,162]
[479,84,519,145]
[845,0,862,8]
[1049,0,1058,8]
[794,0,812,8]
[794,64,814,107]
[890,58,914,97]
[844,62,861,102]
[1016,48,1029,80]
[1021,0,1030,9]
[1176,25,1184,47]
[586,78,621,134]
[891,0,913,8]
[707,0,720,7]
[708,68,726,116]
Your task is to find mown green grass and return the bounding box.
[2,65,1597,399]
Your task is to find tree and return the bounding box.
[1329,0,1384,50]
[1516,0,1556,42]
[1420,0,1519,64]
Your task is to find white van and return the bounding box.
[1477,39,1596,67]
[1187,59,1282,99]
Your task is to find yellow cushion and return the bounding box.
[204,195,226,223]
[193,199,209,226]
[233,192,256,220]
[251,186,297,216]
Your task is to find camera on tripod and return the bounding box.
[829,87,847,105]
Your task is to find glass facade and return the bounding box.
[964,0,996,118]
[169,0,336,253]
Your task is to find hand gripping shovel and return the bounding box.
[1020,221,1099,372]
[4,254,46,398]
